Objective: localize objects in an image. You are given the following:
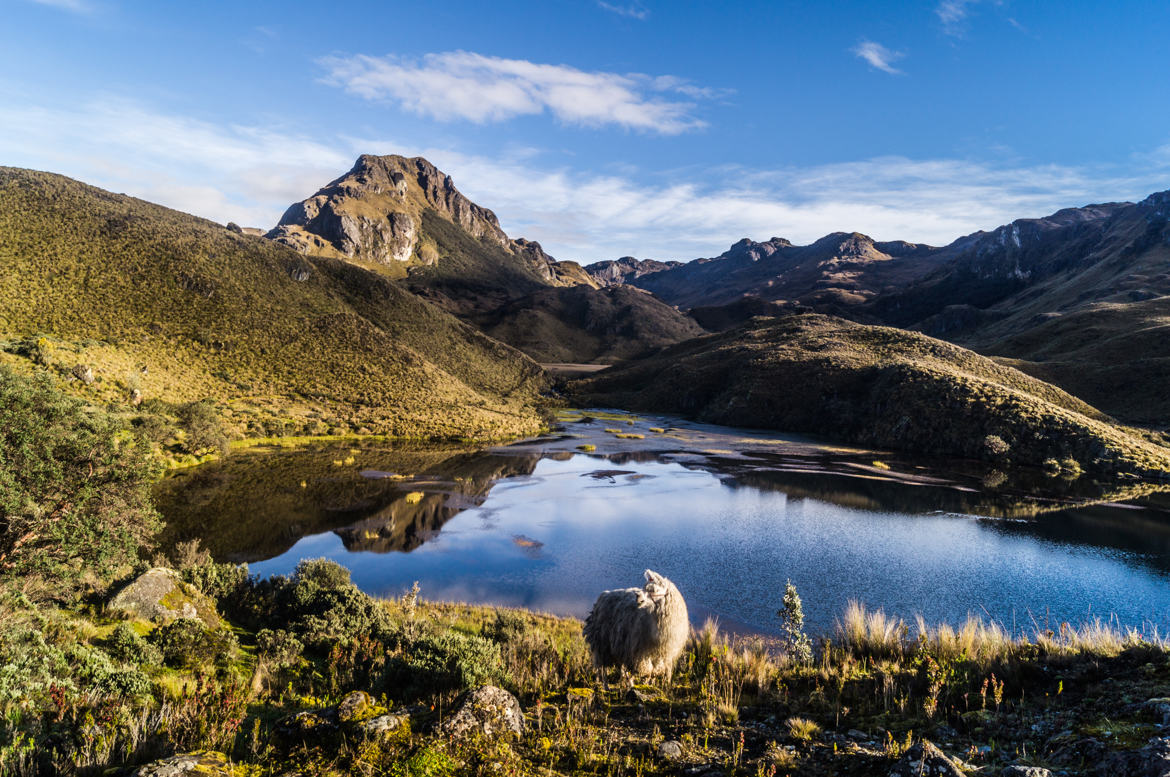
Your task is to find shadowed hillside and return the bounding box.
[472,284,706,363]
[0,167,545,440]
[572,314,1170,478]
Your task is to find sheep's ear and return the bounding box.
[644,569,661,584]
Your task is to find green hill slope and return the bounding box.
[573,313,1170,478]
[0,167,545,440]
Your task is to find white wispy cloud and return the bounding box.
[596,1,649,20]
[852,41,905,75]
[1,95,1167,263]
[936,0,979,35]
[318,50,708,134]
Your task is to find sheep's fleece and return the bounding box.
[583,569,689,680]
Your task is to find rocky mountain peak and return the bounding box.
[266,155,567,283]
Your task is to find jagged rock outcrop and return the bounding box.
[133,751,235,776]
[440,685,525,740]
[585,256,683,286]
[266,155,715,362]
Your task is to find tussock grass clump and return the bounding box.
[786,716,822,744]
[836,600,906,661]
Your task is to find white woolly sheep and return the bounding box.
[583,569,690,681]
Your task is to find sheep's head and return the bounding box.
[643,569,671,602]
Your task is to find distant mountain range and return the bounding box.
[581,190,1170,425]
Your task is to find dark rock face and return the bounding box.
[267,154,548,274]
[626,233,945,311]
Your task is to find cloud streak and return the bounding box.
[852,41,905,74]
[596,1,649,20]
[319,50,708,134]
[1,95,1167,263]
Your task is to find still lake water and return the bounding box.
[157,413,1170,637]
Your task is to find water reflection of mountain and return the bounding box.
[717,462,1168,521]
[720,465,1170,575]
[333,453,541,553]
[980,497,1170,576]
[155,442,539,563]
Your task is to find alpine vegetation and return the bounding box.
[583,569,690,680]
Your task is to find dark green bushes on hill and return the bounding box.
[0,365,161,590]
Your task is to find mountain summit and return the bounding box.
[268,154,565,282]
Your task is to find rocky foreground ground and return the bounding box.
[11,554,1167,777]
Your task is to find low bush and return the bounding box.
[150,619,235,670]
[103,622,161,666]
[0,366,161,592]
[383,627,506,700]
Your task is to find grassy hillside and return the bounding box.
[0,167,545,441]
[573,313,1170,478]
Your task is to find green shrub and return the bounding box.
[383,628,506,700]
[103,622,161,666]
[176,399,229,455]
[182,559,252,602]
[269,560,391,649]
[256,628,303,668]
[0,626,72,712]
[68,643,152,698]
[292,557,352,590]
[982,434,1011,459]
[286,584,391,649]
[485,610,529,644]
[0,366,161,589]
[150,618,235,669]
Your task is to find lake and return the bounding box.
[156,410,1170,637]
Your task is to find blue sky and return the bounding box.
[2,0,1169,262]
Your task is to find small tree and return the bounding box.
[0,366,161,590]
[778,579,812,663]
[176,399,229,455]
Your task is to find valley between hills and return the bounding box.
[3,154,1169,479]
[5,155,1170,776]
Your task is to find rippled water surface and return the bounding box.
[157,413,1170,636]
